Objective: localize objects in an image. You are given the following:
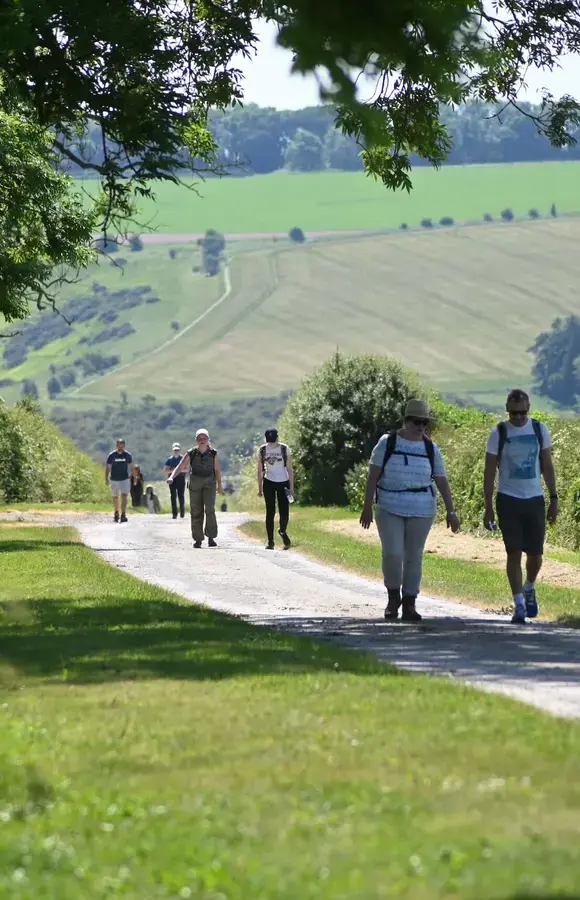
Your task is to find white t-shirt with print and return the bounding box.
[263,443,290,483]
[486,419,551,499]
[370,434,446,518]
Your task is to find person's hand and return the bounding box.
[218,487,225,496]
[257,488,263,497]
[447,511,460,533]
[360,504,373,529]
[483,505,496,531]
[105,479,109,486]
[547,496,559,525]
[166,477,173,485]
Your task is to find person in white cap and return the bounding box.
[360,399,459,621]
[163,442,186,519]
[167,428,224,547]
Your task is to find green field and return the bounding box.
[77,162,580,234]
[3,524,580,898]
[57,217,580,410]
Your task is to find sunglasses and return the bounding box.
[507,409,528,417]
[409,417,429,427]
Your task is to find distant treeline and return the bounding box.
[64,102,580,178]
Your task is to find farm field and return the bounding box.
[63,217,580,409]
[77,161,580,234]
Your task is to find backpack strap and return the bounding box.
[281,443,288,467]
[423,436,435,478]
[496,422,507,468]
[532,419,544,473]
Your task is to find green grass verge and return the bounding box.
[240,508,580,626]
[2,524,580,897]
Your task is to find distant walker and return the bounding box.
[257,427,294,550]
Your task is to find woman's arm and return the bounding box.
[286,451,294,494]
[360,464,382,529]
[214,454,224,494]
[167,454,189,482]
[434,475,460,531]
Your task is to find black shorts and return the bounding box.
[496,493,545,555]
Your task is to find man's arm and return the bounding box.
[257,455,264,496]
[105,463,111,484]
[286,452,294,494]
[360,464,382,529]
[483,453,497,528]
[214,455,224,494]
[541,447,559,523]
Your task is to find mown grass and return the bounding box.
[2,524,580,898]
[240,508,580,626]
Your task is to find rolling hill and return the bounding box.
[56,217,580,411]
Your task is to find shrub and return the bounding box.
[501,208,514,222]
[529,208,540,219]
[289,227,306,243]
[171,321,180,332]
[550,203,557,218]
[59,369,77,388]
[400,223,408,230]
[94,236,119,253]
[99,310,119,324]
[278,352,423,505]
[0,399,109,504]
[169,249,177,259]
[146,295,161,304]
[483,213,493,222]
[47,376,62,399]
[420,218,433,228]
[345,460,368,510]
[20,379,39,400]
[129,234,144,252]
[439,216,454,226]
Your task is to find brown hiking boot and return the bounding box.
[384,588,401,621]
[401,595,422,622]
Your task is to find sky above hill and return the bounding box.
[236,19,580,111]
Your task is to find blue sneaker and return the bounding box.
[524,584,538,619]
[511,603,527,624]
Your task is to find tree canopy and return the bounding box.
[2,0,580,321]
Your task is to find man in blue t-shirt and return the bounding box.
[105,438,135,523]
[163,442,185,519]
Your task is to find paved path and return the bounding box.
[74,512,580,720]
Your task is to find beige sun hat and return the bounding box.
[403,399,433,420]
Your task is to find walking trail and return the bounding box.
[72,512,580,720]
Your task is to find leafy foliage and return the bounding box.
[279,352,422,505]
[529,316,580,408]
[289,227,306,243]
[200,229,226,276]
[0,398,108,503]
[284,128,324,172]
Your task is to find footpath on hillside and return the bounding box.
[56,510,580,720]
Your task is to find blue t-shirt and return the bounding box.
[107,450,132,481]
[370,434,445,518]
[165,455,184,479]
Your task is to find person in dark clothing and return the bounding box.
[163,442,186,519]
[257,428,294,550]
[131,466,144,508]
[167,429,224,547]
[105,438,136,523]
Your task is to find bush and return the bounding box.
[20,379,39,400]
[289,227,306,243]
[483,213,493,222]
[171,321,180,332]
[500,208,514,222]
[439,216,454,226]
[129,234,144,252]
[94,236,119,253]
[278,352,423,505]
[550,203,557,218]
[146,295,161,304]
[0,398,109,504]
[400,223,408,230]
[529,208,540,219]
[47,376,62,399]
[169,249,177,259]
[345,460,368,510]
[420,218,433,228]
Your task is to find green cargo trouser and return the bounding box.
[189,477,217,543]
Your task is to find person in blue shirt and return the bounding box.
[163,442,185,519]
[105,438,136,523]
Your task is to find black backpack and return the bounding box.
[260,443,288,473]
[377,431,436,499]
[496,419,544,472]
[187,446,217,477]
